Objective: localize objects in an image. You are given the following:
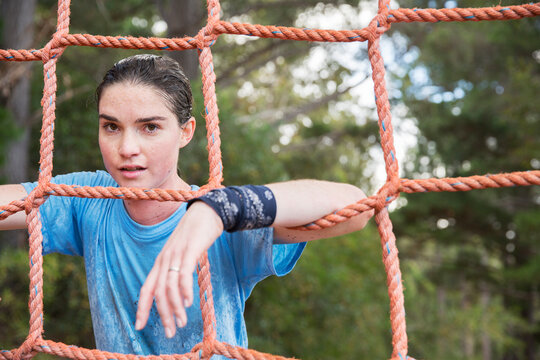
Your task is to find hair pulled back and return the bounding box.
[96,54,193,126]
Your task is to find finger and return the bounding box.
[180,267,194,308]
[166,268,187,328]
[154,284,177,338]
[154,254,177,338]
[136,264,160,330]
[178,249,199,308]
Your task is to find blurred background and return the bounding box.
[0,0,539,359]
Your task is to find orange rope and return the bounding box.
[0,1,539,359]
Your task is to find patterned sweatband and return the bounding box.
[187,185,277,232]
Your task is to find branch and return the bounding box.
[272,75,368,126]
[0,4,55,97]
[95,0,112,23]
[217,41,301,88]
[229,0,317,17]
[237,74,368,126]
[280,128,348,153]
[0,63,32,95]
[217,40,285,84]
[29,84,94,126]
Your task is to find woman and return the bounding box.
[0,54,373,356]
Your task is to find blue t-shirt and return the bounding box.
[22,171,305,356]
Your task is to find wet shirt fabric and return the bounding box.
[22,171,305,357]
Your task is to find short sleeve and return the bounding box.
[227,228,306,298]
[21,171,115,256]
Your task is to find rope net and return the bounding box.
[0,1,539,359]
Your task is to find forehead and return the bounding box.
[99,82,175,119]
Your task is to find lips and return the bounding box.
[120,165,146,171]
[119,165,147,179]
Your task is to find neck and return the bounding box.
[123,177,192,225]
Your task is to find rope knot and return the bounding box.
[41,35,66,64]
[365,1,392,43]
[12,338,38,360]
[195,0,220,50]
[375,179,400,212]
[366,14,391,42]
[195,26,218,51]
[24,185,47,214]
[41,0,70,63]
[197,339,216,360]
[375,12,392,34]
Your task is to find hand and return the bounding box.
[135,201,224,338]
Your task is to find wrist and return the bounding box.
[186,201,224,235]
[187,185,277,232]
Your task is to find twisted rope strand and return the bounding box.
[36,339,196,360]
[197,254,217,360]
[13,2,72,360]
[400,171,540,193]
[372,1,409,358]
[213,22,373,42]
[2,3,538,62]
[2,170,538,224]
[376,208,408,359]
[387,3,540,23]
[214,341,297,360]
[297,170,540,230]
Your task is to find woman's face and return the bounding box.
[98,82,193,189]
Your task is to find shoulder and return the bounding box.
[50,170,118,187]
[22,170,117,195]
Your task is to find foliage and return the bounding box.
[245,225,392,359]
[0,248,93,350]
[392,2,540,358]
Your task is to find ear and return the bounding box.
[179,117,196,148]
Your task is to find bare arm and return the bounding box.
[268,180,373,243]
[0,184,28,230]
[136,179,373,338]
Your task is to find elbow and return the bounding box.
[341,184,374,231]
[349,183,368,201]
[338,183,369,206]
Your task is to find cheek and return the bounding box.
[98,137,113,163]
[155,146,179,167]
[161,136,181,159]
[156,144,180,171]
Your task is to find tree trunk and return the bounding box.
[480,283,492,360]
[1,0,37,247]
[435,246,447,358]
[156,0,205,81]
[461,281,474,358]
[524,283,538,360]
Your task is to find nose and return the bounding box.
[118,130,141,158]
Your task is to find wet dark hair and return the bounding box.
[96,54,193,126]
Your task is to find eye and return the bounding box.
[102,122,119,132]
[144,123,159,133]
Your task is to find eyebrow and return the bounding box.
[99,114,168,123]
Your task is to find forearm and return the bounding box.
[267,180,373,243]
[184,179,373,244]
[0,184,28,230]
[267,180,366,228]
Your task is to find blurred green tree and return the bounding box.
[391,1,540,359]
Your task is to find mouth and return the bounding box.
[120,166,146,171]
[119,166,146,179]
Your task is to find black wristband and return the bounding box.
[187,185,277,232]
